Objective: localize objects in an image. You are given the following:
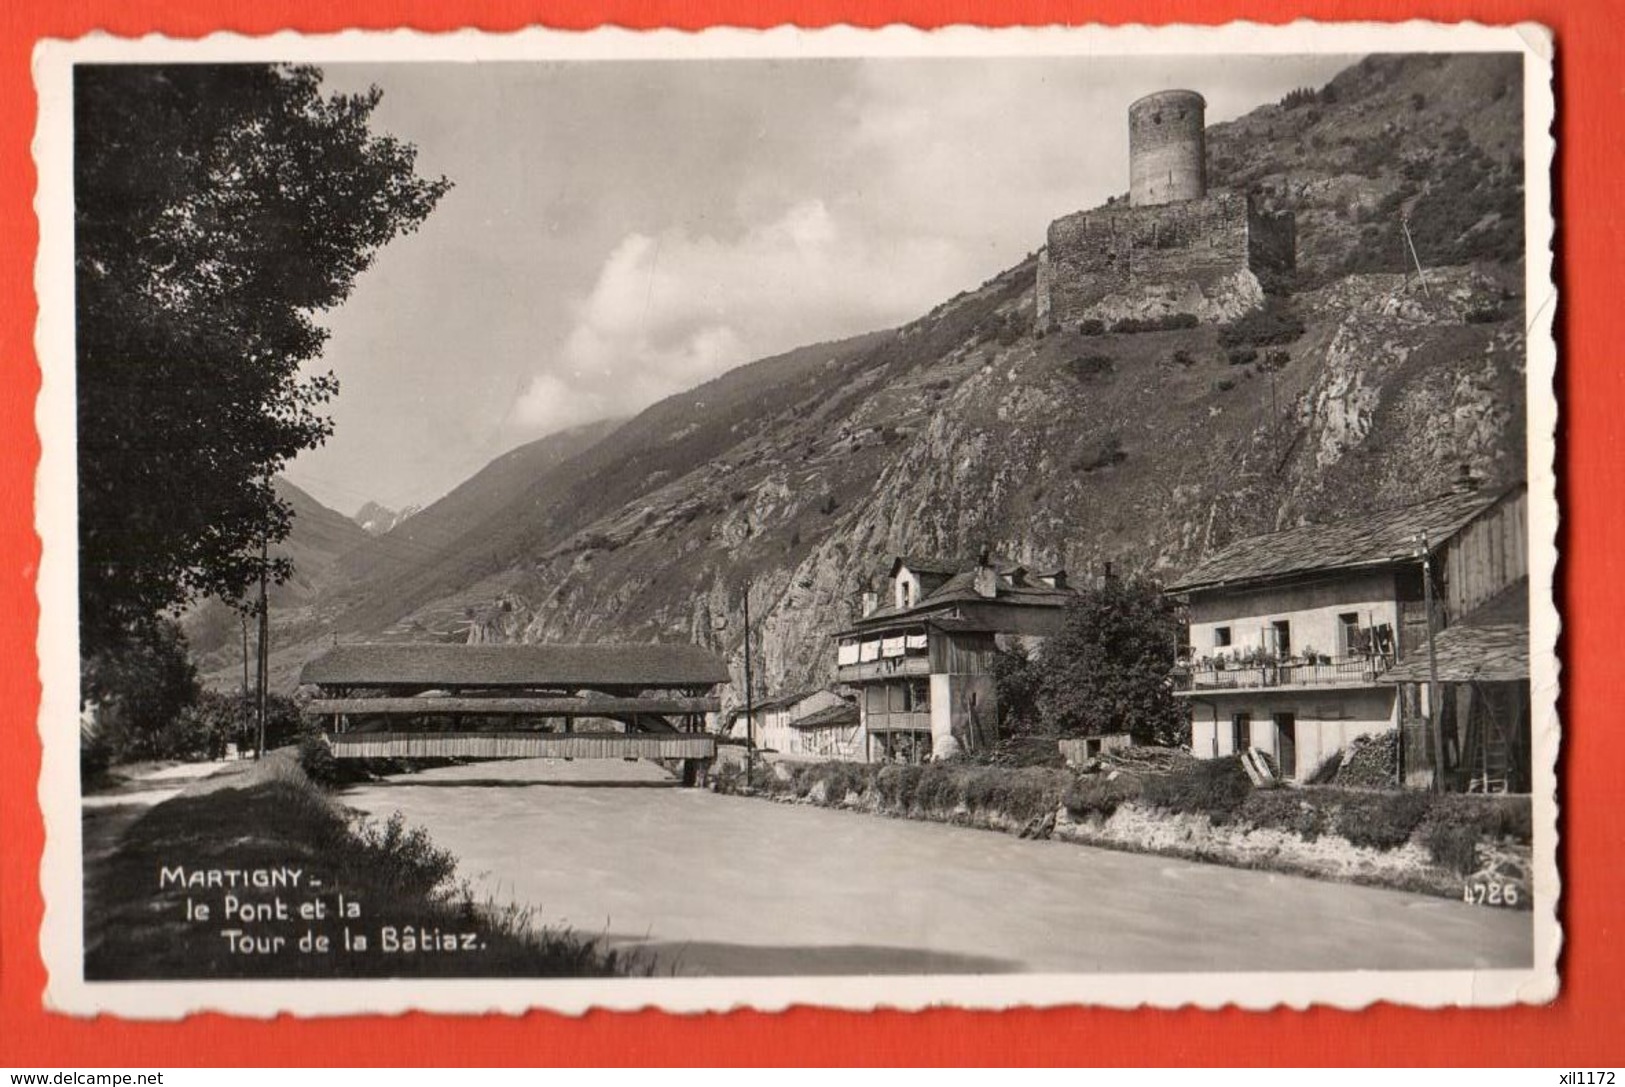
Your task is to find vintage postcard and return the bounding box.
[33,20,1559,1018]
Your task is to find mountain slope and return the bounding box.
[183,477,373,682]
[275,52,1531,703]
[335,416,626,590]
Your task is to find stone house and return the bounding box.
[834,553,1073,762]
[1166,476,1529,787]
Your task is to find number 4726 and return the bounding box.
[1463,881,1519,906]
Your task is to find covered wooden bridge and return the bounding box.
[299,642,729,773]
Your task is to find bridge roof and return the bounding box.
[300,642,731,690]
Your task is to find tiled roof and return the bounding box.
[789,702,860,729]
[1167,485,1519,594]
[1387,579,1531,684]
[299,642,731,689]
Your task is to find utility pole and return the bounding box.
[742,576,756,789]
[1416,530,1445,792]
[255,538,269,760]
[1401,215,1431,298]
[240,611,250,696]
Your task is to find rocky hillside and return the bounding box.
[263,52,1530,705]
[1207,52,1525,283]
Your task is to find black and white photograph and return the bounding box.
[34,23,1558,1016]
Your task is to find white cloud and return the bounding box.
[514,198,963,431]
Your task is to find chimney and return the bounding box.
[974,545,998,599]
[1451,464,1481,494]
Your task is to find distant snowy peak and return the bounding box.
[353,500,421,536]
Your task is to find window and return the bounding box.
[1214,626,1232,649]
[1339,612,1361,656]
[1270,619,1292,658]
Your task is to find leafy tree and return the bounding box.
[81,617,201,759]
[1035,577,1188,745]
[990,643,1043,735]
[75,64,451,657]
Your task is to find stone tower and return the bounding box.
[1128,90,1207,207]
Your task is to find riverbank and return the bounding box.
[84,750,637,979]
[716,756,1533,907]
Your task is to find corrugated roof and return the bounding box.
[1167,485,1518,593]
[789,702,860,729]
[300,642,731,689]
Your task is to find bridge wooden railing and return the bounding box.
[327,731,717,760]
[306,696,719,717]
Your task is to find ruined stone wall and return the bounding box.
[1040,189,1264,328]
[1248,206,1298,275]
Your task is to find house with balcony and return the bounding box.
[833,552,1074,762]
[1166,476,1528,786]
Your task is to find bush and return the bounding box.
[1227,348,1259,366]
[1218,299,1306,349]
[1332,789,1431,851]
[349,811,458,898]
[298,733,344,787]
[1423,821,1479,874]
[1064,353,1115,382]
[1111,313,1198,334]
[1171,349,1196,368]
[1239,789,1328,840]
[1141,756,1254,822]
[1421,793,1533,843]
[1061,773,1145,819]
[1215,378,1236,392]
[1077,318,1106,336]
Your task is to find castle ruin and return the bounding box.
[1035,90,1295,330]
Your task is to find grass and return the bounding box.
[84,750,639,980]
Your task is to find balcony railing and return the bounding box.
[864,710,932,734]
[1172,654,1393,693]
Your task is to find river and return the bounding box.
[341,758,1533,976]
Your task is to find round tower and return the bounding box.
[1128,90,1207,207]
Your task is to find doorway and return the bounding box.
[1273,712,1297,779]
[1231,712,1251,755]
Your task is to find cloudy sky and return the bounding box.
[285,53,1354,514]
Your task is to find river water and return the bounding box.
[341,758,1533,976]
